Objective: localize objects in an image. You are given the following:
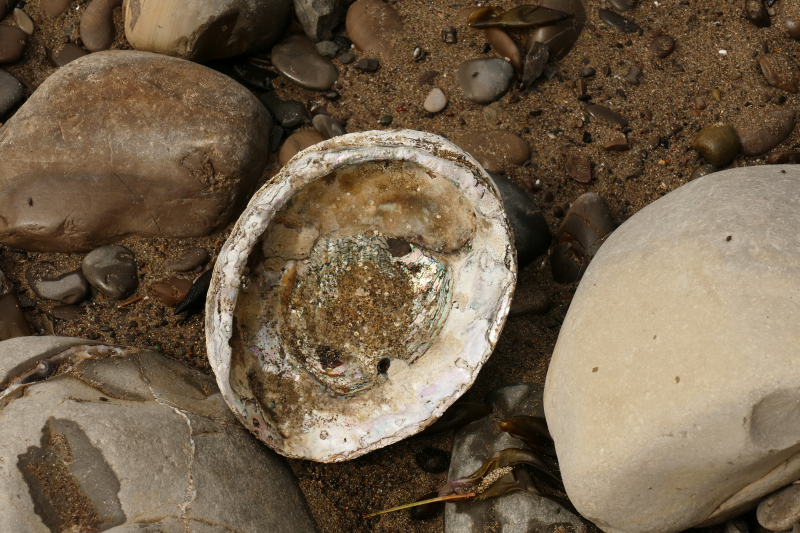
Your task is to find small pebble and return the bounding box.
[586,104,628,127]
[271,35,339,91]
[81,245,138,300]
[625,65,643,85]
[565,156,591,183]
[457,58,515,104]
[312,114,345,138]
[26,266,89,304]
[165,247,209,272]
[744,0,771,28]
[355,58,379,71]
[649,34,675,58]
[379,114,393,126]
[148,277,193,307]
[599,8,642,33]
[442,27,457,43]
[693,124,740,167]
[608,0,637,12]
[80,0,122,53]
[14,8,34,35]
[766,150,800,164]
[694,97,707,110]
[690,164,718,180]
[578,67,595,77]
[316,40,339,58]
[415,447,450,473]
[40,0,70,17]
[50,304,83,321]
[423,88,447,113]
[339,52,354,64]
[0,26,29,63]
[758,484,800,532]
[279,129,326,165]
[47,43,89,67]
[604,132,628,151]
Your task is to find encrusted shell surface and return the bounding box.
[206,130,516,462]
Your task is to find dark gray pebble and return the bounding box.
[81,245,138,300]
[258,92,310,128]
[579,67,595,77]
[46,43,88,67]
[50,304,83,321]
[457,58,515,104]
[489,172,552,268]
[625,64,643,85]
[271,34,339,91]
[339,52,354,64]
[312,113,345,139]
[599,8,642,33]
[355,58,379,71]
[316,40,339,58]
[26,266,89,304]
[415,447,450,473]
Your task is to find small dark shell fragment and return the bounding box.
[469,4,572,29]
[551,193,615,283]
[174,269,213,317]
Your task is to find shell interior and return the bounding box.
[206,131,516,462]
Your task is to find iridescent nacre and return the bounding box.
[206,130,516,462]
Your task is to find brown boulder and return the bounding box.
[0,51,272,252]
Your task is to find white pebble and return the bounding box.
[719,49,728,55]
[423,88,447,113]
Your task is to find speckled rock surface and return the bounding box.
[122,0,292,61]
[0,336,318,533]
[0,51,272,252]
[545,166,800,533]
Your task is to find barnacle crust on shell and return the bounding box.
[206,130,516,462]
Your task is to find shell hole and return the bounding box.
[377,358,391,374]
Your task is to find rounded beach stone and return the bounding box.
[693,124,740,167]
[423,88,447,113]
[346,0,404,58]
[279,129,326,165]
[545,166,800,533]
[0,336,318,533]
[80,0,123,52]
[0,26,28,63]
[271,34,339,90]
[457,58,515,104]
[451,129,529,173]
[757,483,800,532]
[733,108,796,157]
[82,245,138,299]
[0,51,272,252]
[123,0,292,62]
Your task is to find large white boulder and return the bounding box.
[544,165,800,533]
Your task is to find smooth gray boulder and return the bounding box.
[0,337,318,533]
[446,383,588,533]
[545,166,800,533]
